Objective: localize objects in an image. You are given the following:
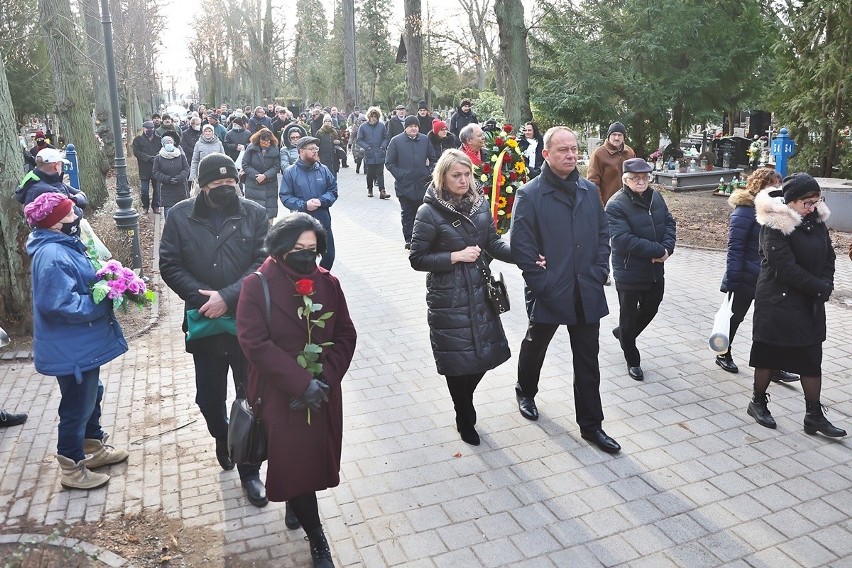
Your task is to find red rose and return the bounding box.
[503,124,513,133]
[495,137,504,146]
[482,163,492,174]
[294,279,314,295]
[509,171,518,181]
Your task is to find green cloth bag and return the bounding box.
[185,309,237,341]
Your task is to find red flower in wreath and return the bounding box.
[294,278,314,296]
[509,171,518,181]
[503,124,513,134]
[495,137,505,147]
[482,163,492,174]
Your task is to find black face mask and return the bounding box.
[206,184,238,208]
[283,250,318,274]
[61,217,80,237]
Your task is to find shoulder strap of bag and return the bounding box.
[252,270,271,410]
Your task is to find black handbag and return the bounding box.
[228,271,270,465]
[478,261,510,314]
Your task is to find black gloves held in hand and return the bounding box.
[289,378,330,411]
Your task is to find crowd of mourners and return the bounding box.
[6,96,849,568]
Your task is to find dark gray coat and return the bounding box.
[410,186,512,376]
[356,120,389,165]
[752,190,834,346]
[242,143,281,218]
[510,164,610,325]
[385,132,438,201]
[151,152,190,208]
[606,186,676,290]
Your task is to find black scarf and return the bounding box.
[541,162,580,208]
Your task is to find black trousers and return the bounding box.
[446,373,485,418]
[399,196,421,244]
[726,290,754,354]
[192,348,260,481]
[364,163,385,190]
[516,320,604,431]
[616,280,665,366]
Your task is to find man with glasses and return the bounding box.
[280,137,339,270]
[605,158,676,381]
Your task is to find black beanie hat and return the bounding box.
[404,115,419,128]
[197,153,239,188]
[606,122,627,138]
[781,172,820,203]
[417,100,428,110]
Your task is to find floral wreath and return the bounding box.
[473,124,528,234]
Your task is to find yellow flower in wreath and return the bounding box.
[497,196,507,208]
[514,161,526,174]
[506,138,518,149]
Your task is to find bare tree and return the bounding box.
[79,0,114,172]
[495,0,531,127]
[38,0,108,207]
[404,0,424,110]
[431,0,498,92]
[0,57,33,333]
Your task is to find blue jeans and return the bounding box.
[56,367,104,462]
[140,178,160,209]
[192,347,260,481]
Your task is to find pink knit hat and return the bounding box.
[24,192,74,228]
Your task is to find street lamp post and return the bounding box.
[100,0,142,274]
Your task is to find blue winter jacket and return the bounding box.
[279,159,338,228]
[26,229,127,381]
[721,189,761,297]
[356,120,389,165]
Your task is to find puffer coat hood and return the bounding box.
[409,185,513,376]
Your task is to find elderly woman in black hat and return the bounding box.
[747,173,844,437]
[605,158,676,381]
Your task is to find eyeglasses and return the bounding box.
[802,196,824,209]
[301,146,319,153]
[626,176,650,184]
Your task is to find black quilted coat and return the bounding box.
[409,186,513,376]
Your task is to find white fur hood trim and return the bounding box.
[754,186,830,236]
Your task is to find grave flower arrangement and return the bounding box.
[474,124,528,234]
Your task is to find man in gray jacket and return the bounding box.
[385,116,438,248]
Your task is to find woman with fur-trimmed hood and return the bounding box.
[746,173,845,438]
[716,168,797,383]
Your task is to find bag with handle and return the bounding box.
[708,293,734,353]
[478,260,510,314]
[228,271,270,465]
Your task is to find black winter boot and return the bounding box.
[747,391,776,429]
[804,401,847,437]
[305,526,334,567]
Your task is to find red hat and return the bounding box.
[432,119,447,135]
[35,130,45,138]
[24,192,74,228]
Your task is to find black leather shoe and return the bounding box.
[771,369,800,383]
[215,437,234,471]
[516,394,539,421]
[628,366,644,381]
[580,429,621,453]
[284,501,301,530]
[715,353,738,374]
[242,478,268,508]
[0,410,27,428]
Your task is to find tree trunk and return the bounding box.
[404,0,424,110]
[39,0,108,207]
[0,57,33,334]
[80,0,114,174]
[494,0,531,129]
[342,0,357,113]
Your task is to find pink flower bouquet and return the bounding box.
[91,259,155,310]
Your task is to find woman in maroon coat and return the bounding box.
[237,213,356,567]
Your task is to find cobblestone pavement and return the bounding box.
[1,165,850,567]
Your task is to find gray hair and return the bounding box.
[543,126,577,150]
[459,123,481,144]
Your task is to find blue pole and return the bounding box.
[770,127,797,177]
[63,144,80,190]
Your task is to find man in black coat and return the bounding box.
[510,126,621,454]
[131,121,162,213]
[605,158,676,381]
[159,153,271,507]
[386,105,406,139]
[385,116,438,248]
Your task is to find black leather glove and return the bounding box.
[289,378,329,411]
[817,282,832,302]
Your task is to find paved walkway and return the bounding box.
[1,165,850,567]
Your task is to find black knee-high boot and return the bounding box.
[446,376,480,446]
